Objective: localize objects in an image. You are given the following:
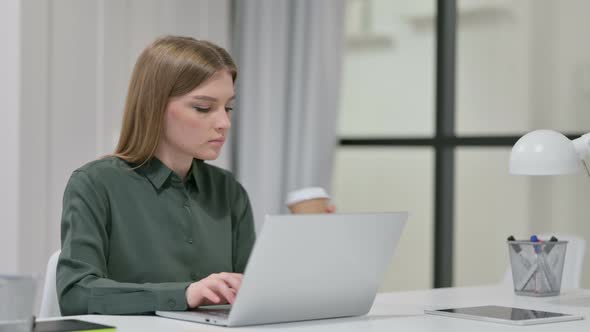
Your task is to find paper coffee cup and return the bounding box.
[286,187,330,214]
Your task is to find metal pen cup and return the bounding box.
[0,274,36,332]
[507,240,567,297]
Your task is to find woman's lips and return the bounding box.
[208,138,225,145]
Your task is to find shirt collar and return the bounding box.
[139,157,202,190]
[138,157,173,190]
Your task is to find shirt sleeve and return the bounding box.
[57,170,190,316]
[230,181,256,273]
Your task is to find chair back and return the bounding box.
[39,250,61,318]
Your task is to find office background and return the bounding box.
[1,0,590,309]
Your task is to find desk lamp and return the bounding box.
[508,130,589,294]
[509,130,590,176]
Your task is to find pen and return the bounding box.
[508,235,535,291]
[530,235,542,253]
[531,235,557,292]
[544,236,559,254]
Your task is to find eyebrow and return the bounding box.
[191,95,236,102]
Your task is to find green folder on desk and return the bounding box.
[34,319,115,332]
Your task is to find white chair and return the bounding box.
[502,234,587,289]
[39,250,61,318]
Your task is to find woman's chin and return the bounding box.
[194,150,221,161]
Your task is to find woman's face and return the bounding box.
[161,70,234,161]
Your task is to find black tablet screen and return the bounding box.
[437,305,569,321]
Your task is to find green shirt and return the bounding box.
[57,156,256,316]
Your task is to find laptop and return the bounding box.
[156,212,408,327]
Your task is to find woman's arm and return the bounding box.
[230,182,256,273]
[57,170,189,315]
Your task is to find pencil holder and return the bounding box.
[507,240,567,297]
[0,274,35,332]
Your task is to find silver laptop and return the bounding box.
[156,212,408,327]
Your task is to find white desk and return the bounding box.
[51,285,590,331]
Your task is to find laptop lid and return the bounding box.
[226,212,408,326]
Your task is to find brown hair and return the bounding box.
[113,35,237,165]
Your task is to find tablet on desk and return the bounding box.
[425,305,584,326]
[33,319,116,332]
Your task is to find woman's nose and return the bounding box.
[215,108,231,130]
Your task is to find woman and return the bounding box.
[57,36,255,316]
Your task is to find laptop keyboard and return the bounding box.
[200,308,230,317]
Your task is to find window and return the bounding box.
[335,0,590,289]
[335,0,436,291]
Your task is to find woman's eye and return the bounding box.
[193,106,211,113]
[225,107,233,112]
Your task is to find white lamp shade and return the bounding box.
[509,129,580,175]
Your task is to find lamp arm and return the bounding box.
[573,133,590,176]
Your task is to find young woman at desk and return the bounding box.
[57,36,333,316]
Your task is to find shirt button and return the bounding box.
[190,272,198,281]
[167,299,176,308]
[187,238,193,244]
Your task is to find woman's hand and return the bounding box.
[185,272,243,308]
[325,204,336,213]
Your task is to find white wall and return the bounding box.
[332,148,434,292]
[454,148,531,286]
[339,1,435,137]
[3,0,232,307]
[455,1,532,135]
[0,0,21,274]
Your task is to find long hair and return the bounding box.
[113,36,237,165]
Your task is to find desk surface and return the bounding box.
[50,285,590,331]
